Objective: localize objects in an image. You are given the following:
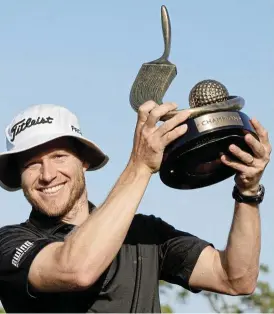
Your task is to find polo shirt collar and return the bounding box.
[28,201,96,233]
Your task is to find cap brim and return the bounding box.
[0,133,109,191]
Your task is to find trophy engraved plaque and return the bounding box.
[194,112,244,133]
[129,6,258,189]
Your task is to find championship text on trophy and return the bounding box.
[129,5,258,189]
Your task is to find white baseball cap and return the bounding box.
[0,104,109,191]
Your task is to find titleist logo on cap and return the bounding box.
[10,116,54,142]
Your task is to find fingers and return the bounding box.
[145,102,178,128]
[251,118,269,145]
[244,134,265,158]
[250,118,272,155]
[228,144,255,166]
[220,154,250,173]
[137,101,159,124]
[221,129,270,174]
[155,109,191,137]
[162,124,188,146]
[219,119,271,193]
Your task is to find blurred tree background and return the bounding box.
[160,264,274,313]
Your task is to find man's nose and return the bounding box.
[39,160,57,183]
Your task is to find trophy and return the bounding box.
[129,5,258,189]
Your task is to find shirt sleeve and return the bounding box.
[155,216,213,293]
[0,224,58,298]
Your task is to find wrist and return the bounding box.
[126,159,153,179]
[237,185,260,196]
[232,184,265,204]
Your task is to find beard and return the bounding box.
[22,169,86,218]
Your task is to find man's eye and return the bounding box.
[24,161,39,169]
[54,154,67,159]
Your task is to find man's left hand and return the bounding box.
[221,118,272,195]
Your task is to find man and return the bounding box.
[0,102,271,313]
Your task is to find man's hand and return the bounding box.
[221,118,271,195]
[189,118,270,295]
[130,101,190,174]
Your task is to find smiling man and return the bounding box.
[0,102,271,313]
[20,138,88,219]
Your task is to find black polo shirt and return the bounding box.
[0,203,212,313]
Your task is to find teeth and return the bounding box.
[42,184,65,194]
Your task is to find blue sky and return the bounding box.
[0,0,273,312]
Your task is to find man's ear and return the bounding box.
[82,160,90,172]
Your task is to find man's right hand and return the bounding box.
[130,101,190,174]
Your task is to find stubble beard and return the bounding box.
[22,170,86,218]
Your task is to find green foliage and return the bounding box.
[159,280,189,312]
[161,304,173,313]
